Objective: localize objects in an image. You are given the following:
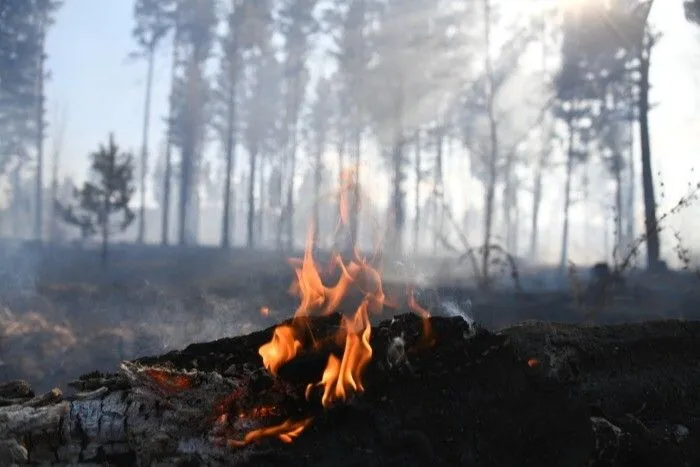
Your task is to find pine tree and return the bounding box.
[55,134,135,265]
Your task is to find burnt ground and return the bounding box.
[1,241,700,397]
[122,313,699,466]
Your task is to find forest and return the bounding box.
[3,1,700,465]
[0,0,697,272]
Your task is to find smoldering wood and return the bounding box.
[1,314,699,466]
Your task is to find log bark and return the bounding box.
[1,315,699,466]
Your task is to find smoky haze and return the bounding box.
[1,0,700,392]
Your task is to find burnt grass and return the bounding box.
[1,243,700,464]
[132,313,700,466]
[1,242,700,393]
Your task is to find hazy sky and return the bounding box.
[43,0,700,259]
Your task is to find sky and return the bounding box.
[43,0,700,261]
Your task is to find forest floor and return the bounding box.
[0,242,699,394]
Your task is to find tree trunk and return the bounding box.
[221,73,237,249]
[432,126,444,255]
[413,129,421,252]
[162,29,180,246]
[350,128,361,252]
[391,139,405,258]
[138,48,156,244]
[638,37,661,270]
[247,148,258,248]
[313,149,322,248]
[614,161,623,261]
[559,121,574,272]
[257,153,265,243]
[178,57,200,246]
[482,0,498,288]
[35,25,46,243]
[625,120,635,248]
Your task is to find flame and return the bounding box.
[260,306,270,317]
[226,418,313,447]
[527,358,540,368]
[232,165,434,448]
[258,325,302,376]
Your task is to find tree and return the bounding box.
[214,0,272,248]
[55,134,135,264]
[132,0,174,244]
[277,0,319,251]
[173,0,217,245]
[324,0,380,253]
[0,0,62,239]
[241,41,281,247]
[304,75,333,246]
[557,0,660,270]
[685,0,700,26]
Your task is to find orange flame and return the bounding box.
[234,165,434,448]
[258,325,302,376]
[226,418,313,447]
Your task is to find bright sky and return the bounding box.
[44,0,700,260]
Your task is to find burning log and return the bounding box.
[1,315,699,466]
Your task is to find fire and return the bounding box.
[226,166,433,448]
[144,368,193,393]
[226,418,313,447]
[258,325,302,376]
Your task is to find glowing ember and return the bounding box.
[260,306,270,317]
[144,368,193,393]
[527,358,540,368]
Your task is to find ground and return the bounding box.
[1,241,699,395]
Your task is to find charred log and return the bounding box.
[1,315,699,466]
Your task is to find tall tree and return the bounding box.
[241,39,281,247]
[0,0,61,239]
[277,0,319,250]
[160,1,182,245]
[324,0,379,254]
[173,0,217,245]
[558,0,660,269]
[132,0,173,244]
[304,75,333,246]
[214,0,271,248]
[55,134,135,264]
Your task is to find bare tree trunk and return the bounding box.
[638,35,661,270]
[529,153,544,261]
[559,120,574,272]
[432,126,444,254]
[614,161,623,260]
[482,0,499,287]
[221,69,237,249]
[34,23,46,243]
[350,128,361,252]
[413,129,421,252]
[247,148,258,248]
[49,106,67,243]
[391,137,405,258]
[162,30,179,246]
[313,149,322,248]
[257,153,265,243]
[138,48,156,244]
[625,120,635,247]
